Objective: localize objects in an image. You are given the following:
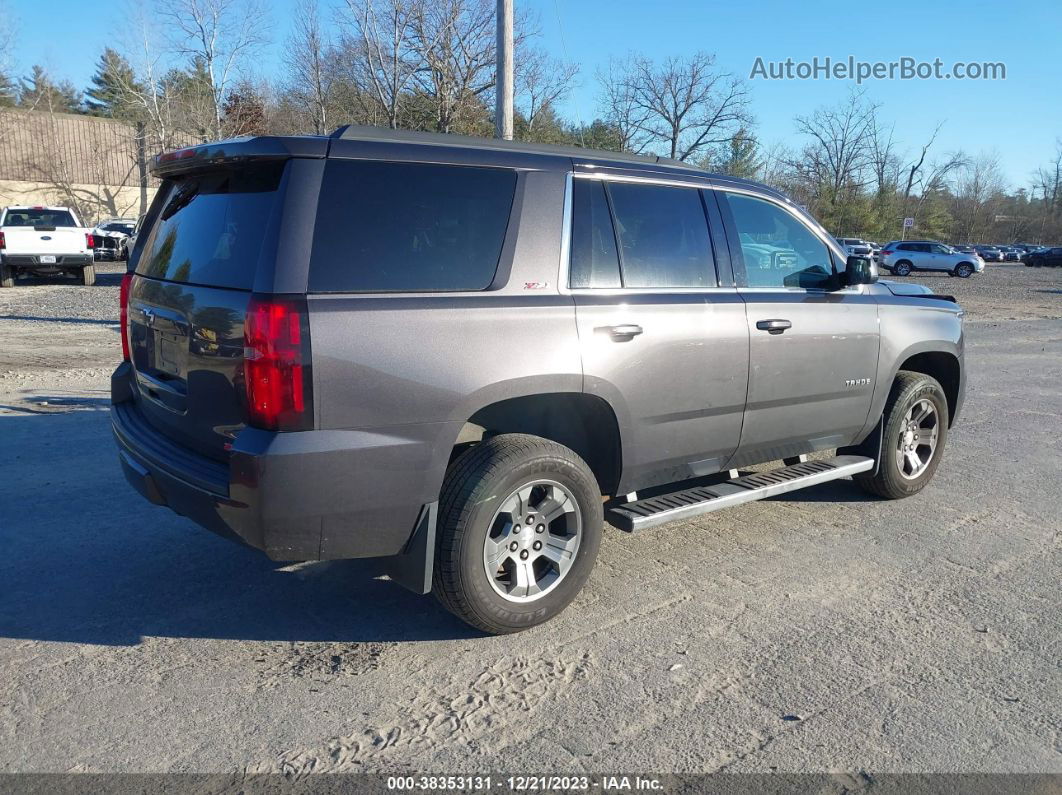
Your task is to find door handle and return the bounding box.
[596,324,644,342]
[756,319,792,335]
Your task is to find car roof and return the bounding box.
[152,125,796,206]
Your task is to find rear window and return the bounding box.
[135,163,284,289]
[3,208,76,227]
[309,160,517,293]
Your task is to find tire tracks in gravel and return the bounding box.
[254,650,596,775]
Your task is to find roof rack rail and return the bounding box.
[328,124,699,171]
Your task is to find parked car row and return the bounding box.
[836,236,1059,276]
[1022,246,1062,267]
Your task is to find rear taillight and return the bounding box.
[86,233,95,249]
[881,249,893,256]
[119,272,133,360]
[243,294,313,431]
[0,231,5,249]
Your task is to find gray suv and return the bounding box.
[111,127,966,634]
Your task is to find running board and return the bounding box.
[606,455,874,533]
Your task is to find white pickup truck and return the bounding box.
[0,205,97,287]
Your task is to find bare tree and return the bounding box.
[516,46,577,132]
[118,0,182,152]
[793,87,879,199]
[285,0,336,134]
[159,0,271,140]
[598,52,751,161]
[596,56,648,153]
[1034,139,1062,217]
[952,152,1007,242]
[410,0,499,133]
[339,0,422,129]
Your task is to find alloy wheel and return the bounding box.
[482,480,582,603]
[895,399,939,480]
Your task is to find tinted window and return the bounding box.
[310,160,517,293]
[606,182,714,288]
[136,163,284,289]
[725,193,833,288]
[3,208,76,227]
[569,180,621,288]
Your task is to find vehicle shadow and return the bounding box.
[0,410,478,646]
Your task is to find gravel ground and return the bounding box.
[0,262,1059,775]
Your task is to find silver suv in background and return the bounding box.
[880,241,984,277]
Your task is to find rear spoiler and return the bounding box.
[151,135,328,177]
[920,294,958,304]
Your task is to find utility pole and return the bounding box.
[495,0,514,140]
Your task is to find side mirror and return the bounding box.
[844,255,877,286]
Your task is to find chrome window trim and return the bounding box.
[559,169,865,297]
[560,171,730,296]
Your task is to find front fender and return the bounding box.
[858,296,965,439]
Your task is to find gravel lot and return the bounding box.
[0,262,1059,775]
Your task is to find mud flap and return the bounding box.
[840,418,884,477]
[381,502,437,595]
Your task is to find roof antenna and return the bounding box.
[553,0,585,149]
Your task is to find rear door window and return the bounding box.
[135,163,285,289]
[309,160,517,293]
[569,179,622,288]
[606,181,715,288]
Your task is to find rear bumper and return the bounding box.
[1,253,93,268]
[110,362,447,564]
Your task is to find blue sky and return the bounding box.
[10,0,1061,188]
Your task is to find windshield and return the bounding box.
[3,208,77,227]
[102,223,135,234]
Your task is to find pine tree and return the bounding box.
[85,48,138,117]
[0,71,16,107]
[19,65,82,113]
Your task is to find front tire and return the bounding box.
[854,371,949,500]
[893,261,912,276]
[434,434,603,634]
[954,262,974,278]
[81,265,96,286]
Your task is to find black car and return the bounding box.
[975,245,1003,262]
[1024,247,1062,267]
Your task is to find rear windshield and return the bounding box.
[309,160,517,293]
[135,163,284,289]
[3,209,76,227]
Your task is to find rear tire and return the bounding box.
[433,433,603,634]
[0,262,13,288]
[81,265,96,286]
[893,261,912,276]
[854,371,949,500]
